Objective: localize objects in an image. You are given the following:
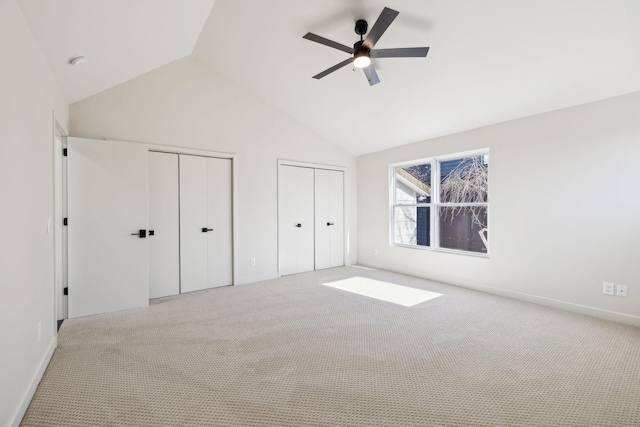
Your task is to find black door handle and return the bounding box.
[327,222,334,226]
[295,223,302,228]
[202,228,213,233]
[131,229,147,238]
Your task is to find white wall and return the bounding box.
[0,1,69,425]
[70,56,357,285]
[357,92,640,326]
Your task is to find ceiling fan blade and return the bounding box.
[363,7,399,49]
[313,58,354,79]
[303,33,354,54]
[372,47,430,58]
[363,64,381,86]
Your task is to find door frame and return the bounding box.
[276,159,346,277]
[53,117,68,325]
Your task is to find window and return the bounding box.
[391,150,489,255]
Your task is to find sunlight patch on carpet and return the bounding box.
[322,276,442,307]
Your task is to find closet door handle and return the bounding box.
[131,229,147,238]
[327,222,334,226]
[202,228,213,233]
[295,223,302,228]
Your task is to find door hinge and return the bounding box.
[63,148,67,157]
[63,287,68,296]
[63,218,68,226]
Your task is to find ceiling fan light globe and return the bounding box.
[354,55,371,68]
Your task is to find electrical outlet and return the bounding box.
[250,258,256,267]
[374,249,379,256]
[616,284,628,298]
[602,282,614,296]
[47,218,53,234]
[37,321,42,342]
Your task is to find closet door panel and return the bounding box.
[179,155,208,293]
[314,169,332,270]
[206,157,233,288]
[329,170,344,267]
[278,165,314,276]
[315,169,344,270]
[278,165,299,276]
[297,167,316,273]
[149,152,180,299]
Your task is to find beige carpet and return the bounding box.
[22,267,640,426]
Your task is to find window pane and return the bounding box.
[439,206,488,253]
[395,164,431,204]
[440,155,488,203]
[394,206,430,247]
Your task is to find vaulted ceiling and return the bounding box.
[18,0,640,155]
[17,0,216,104]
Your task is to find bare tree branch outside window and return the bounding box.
[440,156,488,248]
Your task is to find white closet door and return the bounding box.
[314,169,331,270]
[180,155,233,293]
[328,170,344,267]
[206,157,233,288]
[67,138,149,318]
[315,169,344,269]
[180,155,209,293]
[149,152,180,299]
[278,165,315,276]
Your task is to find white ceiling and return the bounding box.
[17,0,217,103]
[19,0,640,155]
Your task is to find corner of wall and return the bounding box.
[9,337,57,427]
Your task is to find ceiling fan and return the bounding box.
[303,7,430,86]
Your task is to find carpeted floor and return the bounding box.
[22,266,640,426]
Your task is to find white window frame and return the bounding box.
[389,148,489,257]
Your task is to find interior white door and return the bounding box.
[314,169,344,269]
[278,165,315,276]
[206,157,233,288]
[149,152,180,298]
[67,138,149,318]
[179,155,208,293]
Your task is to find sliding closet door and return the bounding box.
[206,157,233,288]
[180,155,233,293]
[149,152,180,299]
[180,155,209,293]
[315,169,344,270]
[67,138,149,318]
[278,165,315,276]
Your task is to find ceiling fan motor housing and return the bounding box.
[353,40,371,57]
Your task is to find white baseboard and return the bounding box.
[354,264,640,328]
[10,336,57,427]
[235,271,279,286]
[479,286,640,328]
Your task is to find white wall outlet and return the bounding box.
[250,258,256,267]
[37,321,42,342]
[374,249,379,256]
[47,218,53,234]
[616,284,628,298]
[602,282,614,296]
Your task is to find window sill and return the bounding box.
[391,243,490,258]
